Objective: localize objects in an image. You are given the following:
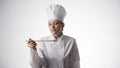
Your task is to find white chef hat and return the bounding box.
[47,4,66,22]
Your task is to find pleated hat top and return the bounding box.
[47,4,66,22]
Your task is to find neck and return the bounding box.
[54,32,63,39]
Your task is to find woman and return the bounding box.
[27,4,80,68]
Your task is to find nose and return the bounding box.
[52,24,55,28]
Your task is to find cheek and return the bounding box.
[55,25,60,29]
[48,25,52,29]
[48,26,50,29]
[56,26,62,32]
[48,26,52,31]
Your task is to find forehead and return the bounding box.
[48,19,61,23]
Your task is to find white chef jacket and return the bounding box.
[29,35,80,68]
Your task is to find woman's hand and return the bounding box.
[27,38,37,50]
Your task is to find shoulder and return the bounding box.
[63,35,76,42]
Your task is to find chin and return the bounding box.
[52,33,57,37]
[52,33,57,36]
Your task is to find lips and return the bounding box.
[51,29,56,33]
[52,30,56,32]
[51,29,56,31]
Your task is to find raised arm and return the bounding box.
[27,38,41,68]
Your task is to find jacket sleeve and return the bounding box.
[29,42,47,68]
[69,39,80,68]
[29,49,41,68]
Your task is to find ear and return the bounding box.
[62,23,65,28]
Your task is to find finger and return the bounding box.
[28,41,36,46]
[27,44,36,48]
[28,38,31,40]
[33,42,37,45]
[27,38,34,43]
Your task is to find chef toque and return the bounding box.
[47,4,66,22]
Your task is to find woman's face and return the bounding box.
[48,19,64,37]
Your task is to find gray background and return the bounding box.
[0,0,120,68]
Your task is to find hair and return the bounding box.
[59,21,64,31]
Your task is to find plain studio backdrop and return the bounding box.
[0,0,120,68]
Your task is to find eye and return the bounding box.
[54,22,59,25]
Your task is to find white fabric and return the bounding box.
[47,4,66,22]
[30,35,80,68]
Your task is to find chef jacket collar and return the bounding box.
[51,34,64,41]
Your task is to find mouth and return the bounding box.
[51,29,56,31]
[51,30,56,33]
[50,28,58,34]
